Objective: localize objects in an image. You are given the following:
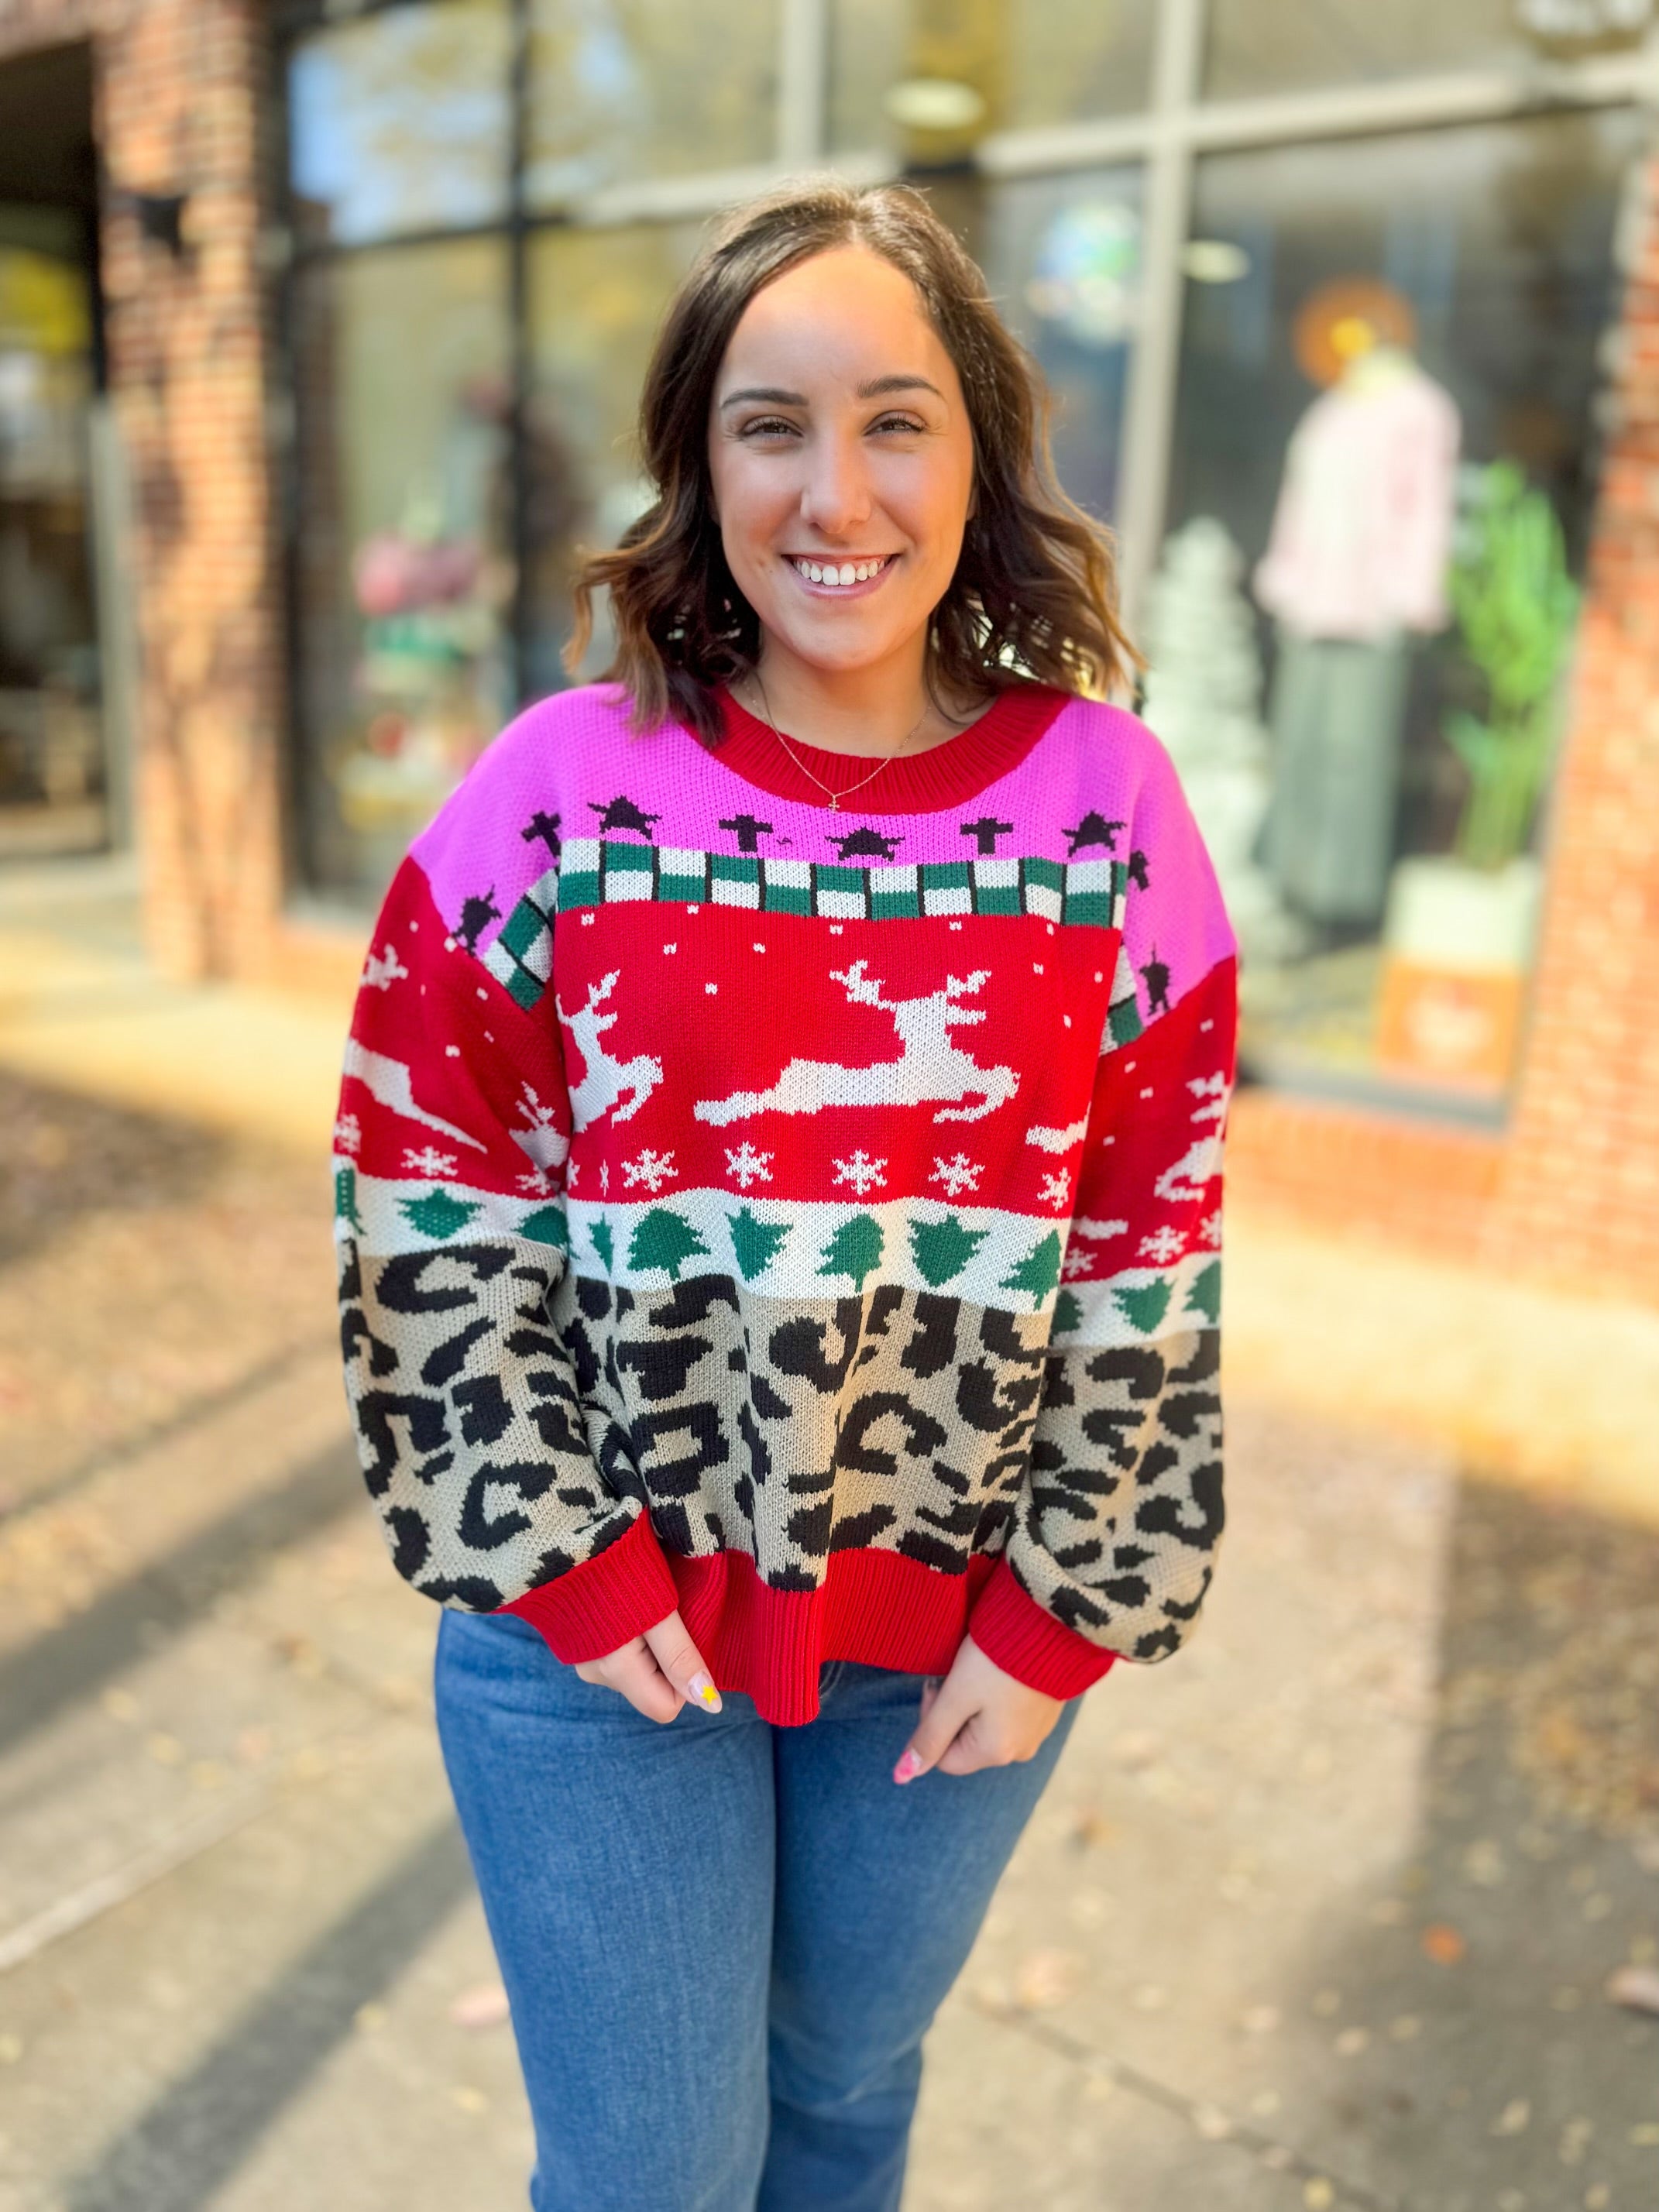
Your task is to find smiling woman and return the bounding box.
[335,176,1235,2212]
[567,180,1139,758]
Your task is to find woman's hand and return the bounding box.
[893,1634,1064,1783]
[575,1609,723,1724]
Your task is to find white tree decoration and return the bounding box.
[1139,516,1304,965]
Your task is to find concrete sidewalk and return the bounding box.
[2,869,1657,2211]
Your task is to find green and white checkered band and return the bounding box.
[483,838,1130,1014]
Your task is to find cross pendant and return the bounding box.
[829,795,839,810]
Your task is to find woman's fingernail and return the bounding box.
[688,1672,722,1712]
[893,1748,922,1784]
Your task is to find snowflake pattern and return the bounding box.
[832,1149,888,1197]
[724,1140,774,1190]
[333,1112,362,1156]
[1037,1169,1071,1211]
[929,1152,981,1198]
[1061,1244,1099,1281]
[1139,1224,1187,1265]
[517,1167,555,1197]
[1198,1209,1223,1249]
[622,1148,678,1194]
[403,1144,459,1179]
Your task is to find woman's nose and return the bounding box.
[799,432,874,537]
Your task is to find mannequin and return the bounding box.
[1252,326,1462,930]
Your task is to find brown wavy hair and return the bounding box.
[565,177,1142,743]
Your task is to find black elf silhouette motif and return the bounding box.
[457,887,503,954]
[1140,946,1171,1019]
[1063,810,1125,857]
[829,826,903,862]
[521,809,562,859]
[1128,848,1151,892]
[719,813,775,854]
[589,795,660,840]
[960,815,1014,855]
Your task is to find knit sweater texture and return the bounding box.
[333,681,1238,1724]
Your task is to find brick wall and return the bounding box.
[2,0,287,980]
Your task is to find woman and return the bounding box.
[334,179,1236,2211]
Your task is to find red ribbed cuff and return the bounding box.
[968,1556,1118,1699]
[498,1511,678,1663]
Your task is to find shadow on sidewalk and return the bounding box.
[62,1819,474,2212]
[1137,1471,1659,2207]
[0,1067,225,1270]
[0,1437,362,1762]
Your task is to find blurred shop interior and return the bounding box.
[9,0,1647,1138]
[0,41,122,864]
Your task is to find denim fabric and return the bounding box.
[434,1610,1081,2212]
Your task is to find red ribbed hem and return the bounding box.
[967,1556,1118,1700]
[499,1511,677,1662]
[502,1534,1117,1720]
[705,682,1070,812]
[669,1546,1001,1725]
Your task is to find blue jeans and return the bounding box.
[434,1609,1082,2212]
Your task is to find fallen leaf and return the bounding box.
[1068,1806,1116,1848]
[1335,2027,1369,2056]
[1193,2105,1231,2142]
[1014,1949,1080,2010]
[146,1732,184,1767]
[353,2002,388,2033]
[1606,1963,1659,2015]
[451,2085,488,2114]
[1491,2098,1531,2137]
[1421,1923,1466,1966]
[1303,2179,1334,2210]
[448,1982,510,2030]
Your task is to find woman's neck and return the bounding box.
[737,642,986,759]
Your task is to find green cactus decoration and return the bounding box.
[1443,461,1578,871]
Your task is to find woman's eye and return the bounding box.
[872,414,926,435]
[737,417,799,439]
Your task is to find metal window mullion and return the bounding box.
[508,0,533,707]
[1113,0,1207,651]
[778,0,830,169]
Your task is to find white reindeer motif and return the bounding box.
[1153,1072,1231,1202]
[694,961,1018,1126]
[555,970,664,1130]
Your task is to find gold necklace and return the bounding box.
[744,672,930,812]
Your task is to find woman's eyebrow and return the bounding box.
[718,373,944,410]
[720,386,808,410]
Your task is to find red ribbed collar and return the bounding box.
[698,682,1070,813]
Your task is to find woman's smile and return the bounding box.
[785,551,900,595]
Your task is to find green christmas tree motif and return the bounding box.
[1114,1277,1173,1335]
[727,1205,788,1281]
[908,1212,988,1288]
[589,1216,614,1275]
[517,1204,568,1252]
[1051,1287,1084,1337]
[1183,1259,1221,1326]
[817,1214,884,1293]
[998,1229,1062,1309]
[399,1188,480,1240]
[627,1207,710,1283]
[334,1165,363,1232]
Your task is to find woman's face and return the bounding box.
[707,245,977,682]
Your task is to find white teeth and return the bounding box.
[792,555,888,589]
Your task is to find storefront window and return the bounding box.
[1204,0,1652,101]
[524,220,703,692]
[981,167,1143,531]
[288,0,510,248]
[292,238,513,895]
[0,207,101,859]
[1152,109,1638,1108]
[829,0,1153,157]
[529,0,779,207]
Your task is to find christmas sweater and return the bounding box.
[333,680,1238,1725]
